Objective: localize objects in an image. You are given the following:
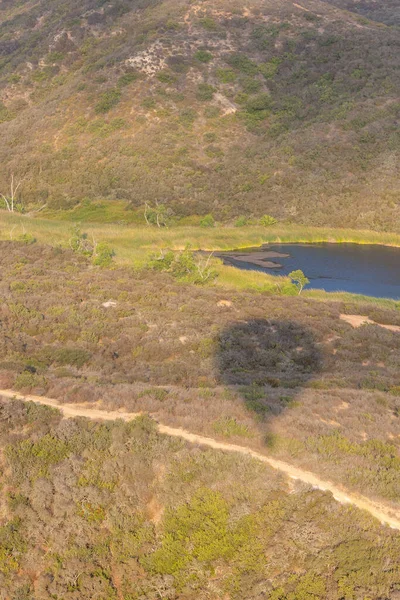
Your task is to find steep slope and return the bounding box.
[0,0,399,228]
[321,0,400,26]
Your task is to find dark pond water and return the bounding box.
[216,243,400,299]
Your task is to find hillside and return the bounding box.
[1,240,400,505]
[0,0,399,228]
[322,0,400,25]
[1,239,400,597]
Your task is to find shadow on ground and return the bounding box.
[215,318,322,427]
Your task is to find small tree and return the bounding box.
[200,214,215,228]
[259,214,277,227]
[149,245,217,284]
[144,201,170,227]
[69,224,94,256]
[288,269,309,294]
[92,243,115,267]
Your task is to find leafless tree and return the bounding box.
[1,173,24,212]
[195,251,215,283]
[144,202,151,226]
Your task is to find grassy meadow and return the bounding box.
[2,210,400,305]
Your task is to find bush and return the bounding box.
[117,72,139,87]
[228,54,259,75]
[216,68,236,83]
[241,77,262,94]
[69,225,94,256]
[288,269,309,294]
[156,71,176,84]
[18,233,36,245]
[259,214,277,226]
[199,17,218,30]
[141,97,156,109]
[195,50,213,63]
[213,417,251,438]
[92,243,115,267]
[244,93,271,120]
[199,214,215,227]
[196,84,216,101]
[51,347,91,367]
[94,89,121,113]
[149,245,217,285]
[14,372,47,391]
[235,216,250,227]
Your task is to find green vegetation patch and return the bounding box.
[94,88,122,113]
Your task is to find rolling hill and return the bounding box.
[0,0,399,228]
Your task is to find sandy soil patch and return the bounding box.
[340,314,400,333]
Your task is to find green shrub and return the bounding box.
[259,57,282,79]
[0,102,14,124]
[259,214,277,226]
[78,502,105,523]
[117,72,139,86]
[14,372,46,391]
[240,77,262,94]
[6,435,70,480]
[213,417,251,438]
[39,346,91,367]
[196,83,216,101]
[179,108,196,126]
[149,245,217,285]
[216,68,236,83]
[92,243,115,267]
[18,233,36,245]
[94,89,121,113]
[245,93,271,120]
[69,225,94,256]
[235,215,250,227]
[156,71,176,84]
[203,132,217,143]
[227,54,258,75]
[199,214,215,227]
[199,17,218,30]
[46,51,64,62]
[240,385,270,418]
[195,50,213,63]
[141,97,156,109]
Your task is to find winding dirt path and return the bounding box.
[1,389,400,531]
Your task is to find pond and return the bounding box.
[215,243,400,299]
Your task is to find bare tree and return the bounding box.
[195,251,215,283]
[143,201,169,227]
[0,173,24,212]
[144,202,151,226]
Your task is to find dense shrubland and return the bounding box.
[1,397,400,599]
[0,241,399,508]
[0,0,399,228]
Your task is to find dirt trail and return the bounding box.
[2,389,400,531]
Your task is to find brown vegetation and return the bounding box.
[0,240,399,510]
